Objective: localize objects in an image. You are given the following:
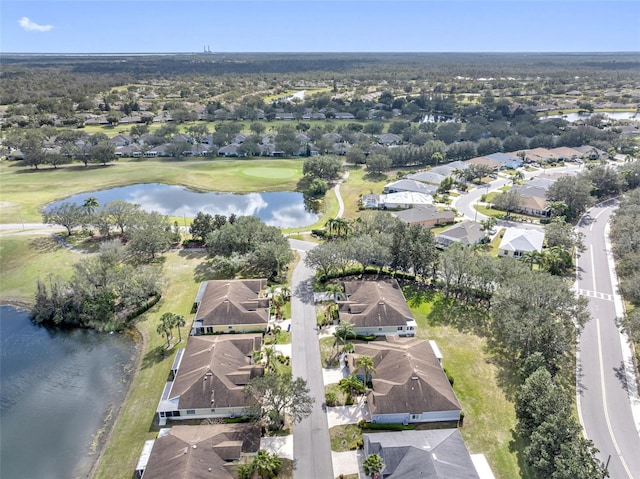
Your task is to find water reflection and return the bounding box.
[0,305,135,479]
[47,184,319,228]
[544,111,640,123]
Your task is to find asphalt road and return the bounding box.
[289,239,334,479]
[577,200,640,479]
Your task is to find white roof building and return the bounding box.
[498,228,545,258]
[379,191,434,209]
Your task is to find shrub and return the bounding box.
[444,368,455,386]
[125,293,161,322]
[361,422,415,431]
[325,391,338,407]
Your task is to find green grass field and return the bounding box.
[0,235,79,303]
[404,287,530,479]
[0,158,306,223]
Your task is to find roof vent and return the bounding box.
[192,445,197,449]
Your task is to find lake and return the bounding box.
[47,184,319,228]
[0,305,136,479]
[543,111,640,123]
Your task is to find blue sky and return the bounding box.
[2,1,639,53]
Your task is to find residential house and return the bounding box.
[480,152,522,169]
[155,333,264,423]
[275,112,296,120]
[363,429,482,478]
[525,148,555,165]
[191,279,269,335]
[334,112,355,120]
[430,161,469,177]
[517,195,549,217]
[115,144,141,158]
[380,192,435,209]
[348,335,461,423]
[498,228,545,258]
[436,220,485,247]
[136,423,261,478]
[378,133,402,146]
[547,146,581,161]
[392,205,455,228]
[108,134,133,147]
[466,156,502,171]
[406,171,447,186]
[572,145,609,160]
[218,144,243,157]
[383,179,438,196]
[337,280,416,336]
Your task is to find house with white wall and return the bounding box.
[337,280,416,337]
[347,336,462,424]
[156,334,264,424]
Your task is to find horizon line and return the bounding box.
[2,50,640,55]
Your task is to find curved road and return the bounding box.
[577,201,640,478]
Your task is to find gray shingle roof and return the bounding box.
[142,424,261,479]
[363,429,480,478]
[339,280,413,328]
[350,336,461,417]
[171,334,264,410]
[195,280,269,327]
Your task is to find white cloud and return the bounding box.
[18,17,53,32]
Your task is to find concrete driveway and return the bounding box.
[260,435,293,460]
[326,399,369,428]
[332,450,361,479]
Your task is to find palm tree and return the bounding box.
[272,292,285,319]
[511,170,524,185]
[270,325,282,345]
[325,218,337,238]
[338,374,365,402]
[521,251,542,270]
[263,346,278,372]
[356,354,376,386]
[171,314,186,342]
[332,218,350,238]
[156,321,171,348]
[158,312,176,345]
[280,285,291,301]
[82,196,100,214]
[363,453,385,479]
[251,450,282,479]
[334,322,355,351]
[325,282,344,301]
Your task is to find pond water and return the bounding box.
[47,184,319,228]
[543,111,640,123]
[0,305,136,479]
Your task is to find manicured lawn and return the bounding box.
[325,383,348,407]
[329,424,362,452]
[403,286,528,479]
[320,336,340,368]
[241,166,298,179]
[339,166,390,220]
[0,235,79,303]
[93,249,206,479]
[0,158,306,223]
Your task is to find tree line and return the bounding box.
[44,199,180,259]
[32,240,161,330]
[305,210,606,476]
[611,188,640,353]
